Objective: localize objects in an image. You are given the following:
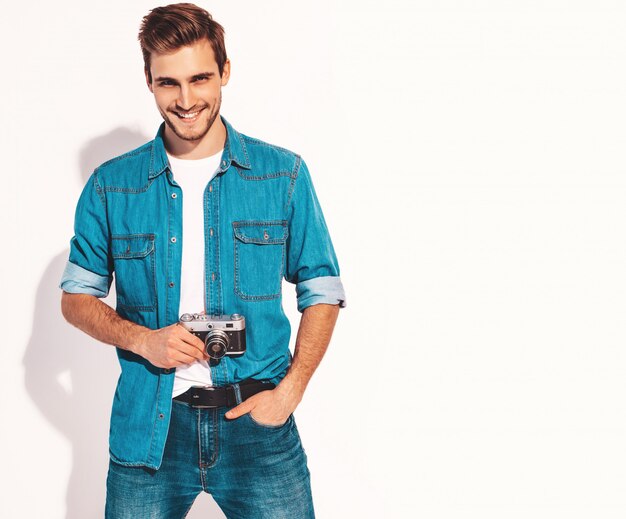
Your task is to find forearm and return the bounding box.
[277,303,340,403]
[61,292,148,354]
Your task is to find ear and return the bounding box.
[220,59,231,87]
[145,68,154,93]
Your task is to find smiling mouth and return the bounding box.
[173,107,205,121]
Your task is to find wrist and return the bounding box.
[128,327,151,357]
[275,377,305,407]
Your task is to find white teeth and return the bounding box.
[178,111,199,119]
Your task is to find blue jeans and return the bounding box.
[105,398,315,518]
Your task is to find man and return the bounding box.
[59,3,346,518]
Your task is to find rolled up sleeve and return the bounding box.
[59,172,113,297]
[295,276,346,312]
[285,157,346,312]
[60,261,111,297]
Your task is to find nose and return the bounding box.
[176,83,196,111]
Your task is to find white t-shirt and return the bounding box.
[167,150,223,397]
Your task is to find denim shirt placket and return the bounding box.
[165,168,183,327]
[136,167,184,469]
[205,154,230,386]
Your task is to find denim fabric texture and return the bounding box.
[105,398,314,519]
[60,115,346,469]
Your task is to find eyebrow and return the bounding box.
[154,72,215,82]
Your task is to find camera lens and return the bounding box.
[204,329,229,359]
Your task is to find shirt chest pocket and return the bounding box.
[111,234,157,311]
[233,221,288,301]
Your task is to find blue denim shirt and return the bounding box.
[60,116,346,469]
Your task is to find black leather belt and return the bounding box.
[173,378,276,408]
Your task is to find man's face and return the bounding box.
[146,39,230,142]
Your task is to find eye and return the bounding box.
[158,80,175,87]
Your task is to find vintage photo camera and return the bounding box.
[179,313,246,360]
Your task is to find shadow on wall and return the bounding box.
[22,127,226,519]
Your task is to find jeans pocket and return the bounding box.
[246,411,293,430]
[233,221,288,301]
[111,233,157,311]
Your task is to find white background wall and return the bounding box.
[2,0,626,517]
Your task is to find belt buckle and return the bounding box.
[190,385,220,409]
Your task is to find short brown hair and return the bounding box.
[138,3,227,82]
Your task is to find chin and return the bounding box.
[168,119,210,142]
[176,128,204,141]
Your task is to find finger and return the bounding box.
[166,348,198,367]
[172,326,206,355]
[176,327,207,352]
[173,339,207,361]
[225,400,254,420]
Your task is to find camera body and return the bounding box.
[179,313,246,360]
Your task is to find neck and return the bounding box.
[164,117,226,159]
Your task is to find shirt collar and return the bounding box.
[149,114,251,179]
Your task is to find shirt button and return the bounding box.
[211,272,216,281]
[171,193,177,199]
[171,237,177,243]
[163,368,171,374]
[222,160,226,167]
[168,282,175,288]
[209,185,213,192]
[158,413,165,420]
[210,228,214,236]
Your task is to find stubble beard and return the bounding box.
[161,92,222,142]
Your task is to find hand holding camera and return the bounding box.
[178,313,246,360]
[134,322,209,369]
[134,313,246,369]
